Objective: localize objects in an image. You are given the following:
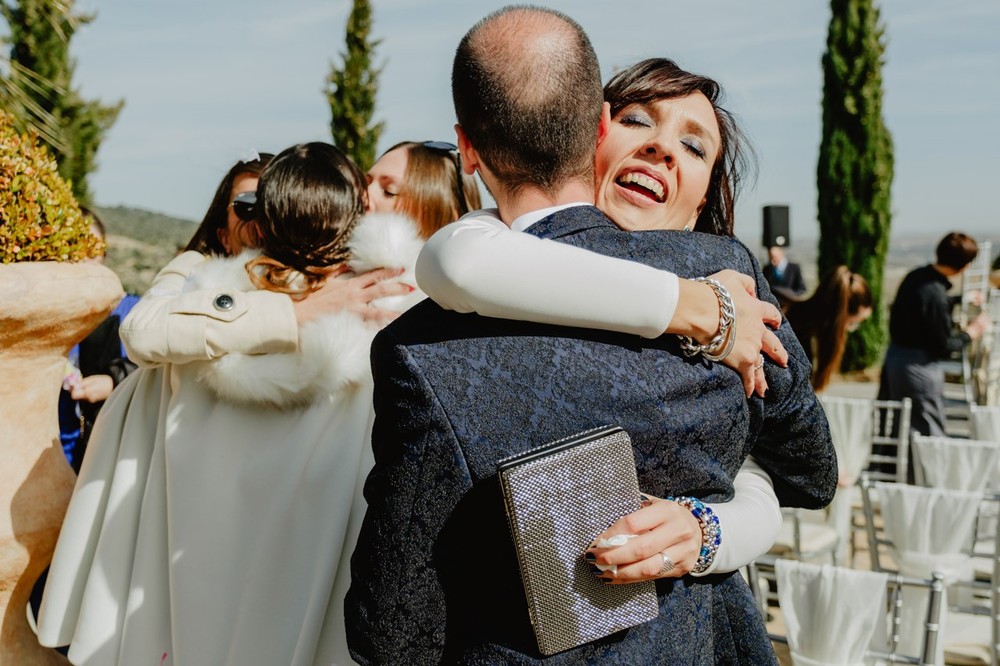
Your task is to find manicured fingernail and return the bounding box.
[407,285,415,292]
[588,563,603,574]
[584,551,596,562]
[598,576,614,584]
[639,494,651,502]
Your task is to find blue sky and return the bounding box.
[63,0,999,244]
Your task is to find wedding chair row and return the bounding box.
[770,396,912,567]
[748,558,945,665]
[860,475,1000,665]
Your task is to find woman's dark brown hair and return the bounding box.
[603,58,755,237]
[185,154,274,255]
[786,266,873,391]
[246,142,365,298]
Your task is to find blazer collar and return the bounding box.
[524,204,617,241]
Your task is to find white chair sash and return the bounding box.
[876,483,982,664]
[819,395,874,483]
[911,435,1000,492]
[775,559,887,666]
[818,396,875,562]
[970,405,1000,442]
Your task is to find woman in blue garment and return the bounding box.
[58,207,140,473]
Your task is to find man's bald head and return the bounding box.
[452,6,603,195]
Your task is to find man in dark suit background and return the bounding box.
[763,245,807,306]
[345,6,835,664]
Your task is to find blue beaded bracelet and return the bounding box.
[668,496,721,575]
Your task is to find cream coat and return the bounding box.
[37,213,425,666]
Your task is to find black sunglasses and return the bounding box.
[421,141,470,216]
[231,191,257,223]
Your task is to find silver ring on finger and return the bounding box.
[754,354,765,370]
[659,552,675,576]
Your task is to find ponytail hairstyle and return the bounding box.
[786,266,872,391]
[246,142,366,298]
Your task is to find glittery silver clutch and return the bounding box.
[497,425,659,656]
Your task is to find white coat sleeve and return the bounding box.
[415,216,679,339]
[120,251,299,367]
[693,456,781,575]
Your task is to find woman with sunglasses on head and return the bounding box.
[365,140,482,237]
[38,142,425,665]
[119,154,412,366]
[415,59,833,583]
[784,265,873,392]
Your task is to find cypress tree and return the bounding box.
[1,0,122,205]
[327,0,383,172]
[817,0,894,372]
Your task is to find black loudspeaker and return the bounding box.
[762,205,790,248]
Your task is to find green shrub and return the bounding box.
[0,110,104,263]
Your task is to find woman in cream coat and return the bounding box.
[37,143,424,666]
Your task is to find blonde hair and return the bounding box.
[384,142,482,239]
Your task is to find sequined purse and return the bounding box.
[497,425,659,656]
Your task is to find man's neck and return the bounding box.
[932,263,960,278]
[492,180,595,227]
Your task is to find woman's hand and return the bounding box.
[293,267,414,327]
[584,495,702,583]
[708,270,787,398]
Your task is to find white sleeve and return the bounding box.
[120,251,299,367]
[415,215,679,339]
[692,456,781,576]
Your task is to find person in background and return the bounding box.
[366,140,483,238]
[58,206,140,473]
[763,244,807,306]
[119,154,410,366]
[784,265,873,392]
[36,141,475,664]
[184,152,274,256]
[38,142,425,666]
[878,232,991,436]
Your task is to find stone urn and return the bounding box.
[0,261,122,665]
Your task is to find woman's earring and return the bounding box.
[683,224,692,232]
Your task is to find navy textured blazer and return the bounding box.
[346,205,836,665]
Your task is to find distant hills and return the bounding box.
[96,205,196,294]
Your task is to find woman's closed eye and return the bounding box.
[618,112,653,129]
[681,137,707,160]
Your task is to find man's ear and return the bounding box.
[596,102,612,147]
[455,124,479,175]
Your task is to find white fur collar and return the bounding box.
[185,212,424,408]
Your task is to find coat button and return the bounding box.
[213,294,235,311]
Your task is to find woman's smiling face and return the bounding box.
[595,91,721,232]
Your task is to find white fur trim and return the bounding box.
[184,214,424,407]
[196,311,374,408]
[347,212,426,312]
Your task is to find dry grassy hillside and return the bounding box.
[95,205,196,295]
